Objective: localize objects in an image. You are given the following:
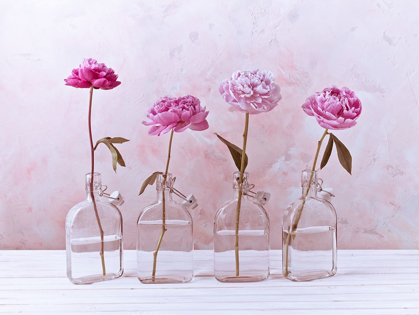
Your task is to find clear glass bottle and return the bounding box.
[282,169,337,282]
[214,172,270,282]
[66,173,123,284]
[137,173,193,284]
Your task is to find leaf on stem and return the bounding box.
[109,137,130,144]
[320,134,333,169]
[95,137,129,172]
[215,133,248,171]
[331,134,352,175]
[139,171,162,195]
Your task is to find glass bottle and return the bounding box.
[214,172,270,282]
[282,169,337,282]
[66,173,123,284]
[137,173,193,284]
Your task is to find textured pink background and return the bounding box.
[1,0,418,250]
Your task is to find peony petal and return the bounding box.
[181,110,192,122]
[155,112,179,126]
[174,121,191,132]
[160,123,177,135]
[268,84,282,104]
[64,77,91,88]
[79,80,92,88]
[79,67,96,82]
[317,120,336,130]
[91,78,108,89]
[302,103,314,116]
[148,125,165,136]
[315,115,357,130]
[142,120,156,126]
[322,110,338,120]
[254,84,269,95]
[103,80,121,90]
[342,110,358,119]
[189,120,209,131]
[190,111,209,123]
[219,81,228,95]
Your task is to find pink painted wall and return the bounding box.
[0,0,418,250]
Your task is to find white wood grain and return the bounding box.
[0,250,418,314]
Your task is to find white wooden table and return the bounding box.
[0,250,418,314]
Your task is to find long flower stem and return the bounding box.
[284,129,329,276]
[152,129,174,280]
[235,113,250,277]
[88,87,106,276]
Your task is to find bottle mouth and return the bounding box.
[157,172,174,190]
[85,172,101,177]
[233,171,249,189]
[233,171,249,181]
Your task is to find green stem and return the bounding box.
[234,113,250,277]
[152,130,174,280]
[284,129,329,276]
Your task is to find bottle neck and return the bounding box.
[302,184,317,197]
[233,188,248,199]
[86,190,101,201]
[156,172,174,202]
[157,187,173,202]
[232,171,250,199]
[233,180,251,198]
[301,169,318,198]
[85,172,102,201]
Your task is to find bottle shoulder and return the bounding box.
[137,199,192,224]
[214,197,269,232]
[283,196,336,227]
[215,197,269,219]
[66,199,121,222]
[286,196,335,210]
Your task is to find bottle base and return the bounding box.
[284,269,336,282]
[138,275,192,284]
[68,270,124,285]
[215,274,268,283]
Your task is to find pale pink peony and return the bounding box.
[219,70,282,114]
[65,58,121,90]
[143,95,209,136]
[302,86,362,130]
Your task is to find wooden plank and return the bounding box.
[1,277,418,291]
[1,290,417,303]
[1,309,419,315]
[0,300,417,311]
[0,250,417,315]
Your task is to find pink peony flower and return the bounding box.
[143,95,209,136]
[302,86,362,130]
[65,58,121,90]
[219,70,282,114]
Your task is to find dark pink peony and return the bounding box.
[302,86,362,130]
[65,58,121,90]
[143,95,209,136]
[219,70,282,114]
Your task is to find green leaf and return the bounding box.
[139,171,162,195]
[331,134,352,175]
[320,134,334,169]
[95,137,129,172]
[215,133,248,171]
